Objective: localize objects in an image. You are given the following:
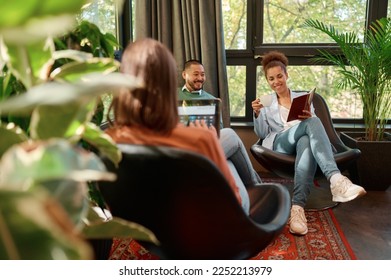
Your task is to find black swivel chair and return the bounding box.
[97,144,291,260]
[251,92,360,179]
[250,92,361,210]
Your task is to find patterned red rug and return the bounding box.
[109,209,356,260]
[250,209,356,260]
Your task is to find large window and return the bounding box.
[223,0,389,123]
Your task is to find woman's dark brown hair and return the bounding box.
[261,51,289,77]
[108,38,179,134]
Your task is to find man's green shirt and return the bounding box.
[178,86,216,100]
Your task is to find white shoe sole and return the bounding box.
[289,226,308,236]
[332,188,367,203]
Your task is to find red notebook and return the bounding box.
[287,88,316,122]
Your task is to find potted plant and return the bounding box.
[0,0,157,259]
[304,18,391,190]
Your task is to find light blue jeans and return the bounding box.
[273,117,340,207]
[220,128,263,213]
[220,128,263,187]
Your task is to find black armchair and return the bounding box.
[250,92,361,179]
[98,144,291,260]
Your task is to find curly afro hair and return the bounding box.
[261,51,289,77]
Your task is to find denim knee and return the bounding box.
[220,128,237,140]
[303,116,322,127]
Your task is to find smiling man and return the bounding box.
[178,60,215,100]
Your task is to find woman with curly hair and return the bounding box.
[252,51,366,235]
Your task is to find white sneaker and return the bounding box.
[289,205,308,235]
[330,175,367,202]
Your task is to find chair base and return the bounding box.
[284,184,339,211]
[305,185,339,211]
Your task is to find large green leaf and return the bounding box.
[0,0,90,29]
[0,0,39,27]
[0,189,93,259]
[29,99,97,140]
[0,139,116,190]
[0,73,143,115]
[3,40,54,89]
[50,58,120,82]
[0,15,78,44]
[0,0,91,45]
[38,180,90,228]
[0,0,90,26]
[0,123,28,159]
[82,207,159,244]
[82,122,122,167]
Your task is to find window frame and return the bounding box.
[118,0,133,48]
[227,0,389,124]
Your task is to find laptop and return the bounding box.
[178,98,221,136]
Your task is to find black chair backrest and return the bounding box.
[251,92,361,179]
[98,144,284,259]
[312,93,347,152]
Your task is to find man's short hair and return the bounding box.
[183,59,203,71]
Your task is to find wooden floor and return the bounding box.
[261,173,391,260]
[333,188,391,260]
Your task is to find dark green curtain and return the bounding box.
[134,0,230,126]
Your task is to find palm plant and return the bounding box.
[304,17,391,141]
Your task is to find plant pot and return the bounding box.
[340,132,391,191]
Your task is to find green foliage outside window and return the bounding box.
[223,0,247,49]
[77,0,118,36]
[223,0,371,119]
[262,0,366,44]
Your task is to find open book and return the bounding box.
[287,87,316,122]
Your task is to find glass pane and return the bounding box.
[78,0,118,37]
[227,65,247,117]
[222,0,247,49]
[262,0,367,44]
[256,65,363,118]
